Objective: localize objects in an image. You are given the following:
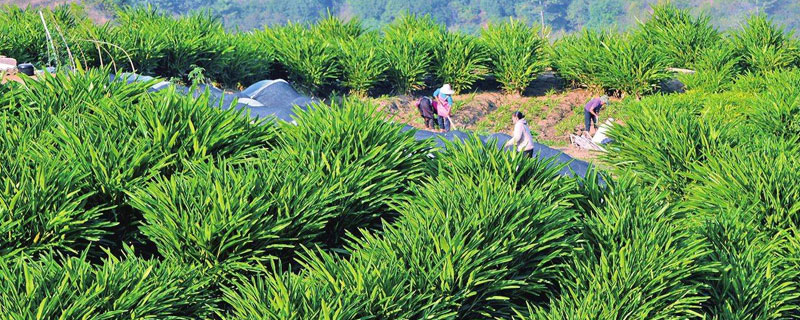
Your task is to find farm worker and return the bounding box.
[415,96,438,130]
[433,84,454,132]
[584,95,609,135]
[504,111,535,157]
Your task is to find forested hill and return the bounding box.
[8,0,800,33]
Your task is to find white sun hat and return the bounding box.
[439,84,455,95]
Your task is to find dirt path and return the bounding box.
[535,89,590,142]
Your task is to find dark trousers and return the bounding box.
[438,117,451,132]
[423,117,437,130]
[523,149,534,158]
[584,110,597,132]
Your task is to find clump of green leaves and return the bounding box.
[532,174,713,319]
[214,32,273,88]
[261,23,340,96]
[683,139,800,317]
[224,138,579,318]
[129,157,341,274]
[313,13,364,40]
[553,30,671,97]
[0,127,109,259]
[382,14,442,94]
[747,71,800,139]
[337,32,388,96]
[685,139,800,233]
[679,46,741,93]
[432,32,489,93]
[1,69,277,257]
[603,93,736,199]
[134,87,278,171]
[276,99,433,245]
[482,18,548,95]
[0,249,216,318]
[637,3,720,68]
[0,5,86,68]
[110,7,233,84]
[729,14,798,73]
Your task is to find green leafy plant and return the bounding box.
[730,68,800,93]
[134,87,278,173]
[0,69,161,255]
[686,141,800,317]
[603,93,736,199]
[337,32,388,96]
[747,71,800,139]
[224,138,579,318]
[0,249,216,318]
[0,128,109,258]
[313,13,364,40]
[187,65,207,85]
[695,211,800,319]
[3,69,276,256]
[482,18,548,95]
[213,32,273,88]
[729,14,798,73]
[431,32,489,94]
[129,157,341,273]
[531,173,713,319]
[260,23,340,96]
[637,3,720,68]
[275,99,433,245]
[0,5,86,68]
[554,30,671,97]
[684,138,800,234]
[679,46,741,93]
[382,14,442,94]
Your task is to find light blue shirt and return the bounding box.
[433,88,453,106]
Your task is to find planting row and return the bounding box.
[3,4,800,98]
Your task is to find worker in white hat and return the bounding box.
[433,84,455,132]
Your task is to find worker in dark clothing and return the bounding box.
[584,95,609,135]
[416,96,437,130]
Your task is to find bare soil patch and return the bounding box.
[374,87,602,162]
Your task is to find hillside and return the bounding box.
[0,0,111,22]
[4,0,800,33]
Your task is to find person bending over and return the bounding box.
[584,95,609,135]
[416,96,437,130]
[504,111,535,157]
[433,84,454,132]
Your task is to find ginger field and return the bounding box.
[1,3,800,319]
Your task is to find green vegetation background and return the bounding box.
[106,0,800,34]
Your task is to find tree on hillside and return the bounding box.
[513,0,570,31]
[346,0,388,23]
[479,0,507,21]
[747,0,779,14]
[567,0,623,30]
[380,0,453,26]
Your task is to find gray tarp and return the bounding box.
[239,79,315,121]
[116,74,315,122]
